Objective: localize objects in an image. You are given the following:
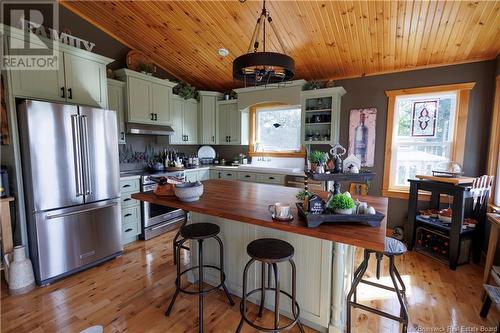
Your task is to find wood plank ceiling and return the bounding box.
[61,0,500,91]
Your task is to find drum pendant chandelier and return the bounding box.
[233,0,295,86]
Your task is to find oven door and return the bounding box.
[141,185,184,228]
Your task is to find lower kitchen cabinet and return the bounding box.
[256,173,286,185]
[120,177,142,245]
[209,169,287,185]
[185,168,211,182]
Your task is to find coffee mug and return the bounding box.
[268,202,291,219]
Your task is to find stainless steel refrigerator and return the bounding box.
[17,99,122,285]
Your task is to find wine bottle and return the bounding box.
[354,112,368,165]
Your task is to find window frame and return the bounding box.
[382,82,475,199]
[249,102,306,157]
[487,75,500,210]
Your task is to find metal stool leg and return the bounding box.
[166,238,186,316]
[172,213,188,265]
[198,239,204,333]
[214,236,234,306]
[273,263,280,330]
[352,252,368,303]
[389,256,408,333]
[236,258,255,333]
[346,250,370,333]
[290,259,306,333]
[480,295,492,318]
[258,261,266,317]
[393,262,406,293]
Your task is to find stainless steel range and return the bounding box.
[140,171,186,240]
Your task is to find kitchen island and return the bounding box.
[132,180,387,333]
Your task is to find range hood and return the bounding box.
[126,123,174,136]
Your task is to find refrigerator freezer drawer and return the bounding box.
[33,199,123,284]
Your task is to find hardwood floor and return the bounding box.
[1,230,498,333]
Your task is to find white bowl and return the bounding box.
[174,182,204,202]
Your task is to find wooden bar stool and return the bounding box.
[165,223,234,333]
[346,237,409,333]
[236,238,305,333]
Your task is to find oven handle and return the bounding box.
[150,217,185,231]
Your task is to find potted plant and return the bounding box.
[328,193,355,214]
[173,81,198,100]
[138,63,154,76]
[309,150,326,172]
[296,190,314,201]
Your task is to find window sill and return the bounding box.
[382,189,452,203]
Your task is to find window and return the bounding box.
[383,82,475,198]
[249,103,304,156]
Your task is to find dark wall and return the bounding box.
[334,60,497,228]
[59,6,176,80]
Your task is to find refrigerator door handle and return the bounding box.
[46,202,118,220]
[71,115,84,196]
[81,115,92,195]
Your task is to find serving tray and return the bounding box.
[296,202,385,228]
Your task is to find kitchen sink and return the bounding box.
[237,165,302,174]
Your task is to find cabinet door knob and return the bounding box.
[186,135,189,141]
[229,135,231,142]
[150,113,154,120]
[212,135,215,142]
[61,87,65,98]
[154,113,158,121]
[68,88,73,99]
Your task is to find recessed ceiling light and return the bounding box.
[218,47,229,57]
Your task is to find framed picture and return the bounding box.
[349,182,369,196]
[348,108,376,167]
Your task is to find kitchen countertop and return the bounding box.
[120,165,305,179]
[132,179,387,251]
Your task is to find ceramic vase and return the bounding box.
[334,208,352,215]
[3,245,35,295]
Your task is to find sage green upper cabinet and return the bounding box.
[217,100,245,145]
[6,29,112,107]
[198,91,222,144]
[107,79,126,144]
[127,76,152,123]
[114,68,176,126]
[152,83,171,125]
[63,52,108,107]
[170,96,185,144]
[170,95,198,145]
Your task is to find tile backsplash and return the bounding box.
[119,134,249,171]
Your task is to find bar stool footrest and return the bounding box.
[175,264,228,296]
[239,287,301,333]
[349,301,408,323]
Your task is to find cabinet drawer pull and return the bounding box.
[245,175,251,178]
[61,87,65,98]
[227,173,232,176]
[122,184,131,188]
[229,136,231,142]
[123,198,132,202]
[154,113,158,121]
[212,135,215,142]
[125,228,133,233]
[269,177,275,180]
[68,88,73,99]
[124,213,132,217]
[186,135,189,141]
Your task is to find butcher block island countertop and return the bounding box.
[132,179,387,251]
[132,179,388,332]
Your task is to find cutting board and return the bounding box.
[416,174,475,185]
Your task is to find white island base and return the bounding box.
[186,212,357,333]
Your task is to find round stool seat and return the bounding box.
[247,238,294,263]
[180,223,220,240]
[384,237,407,256]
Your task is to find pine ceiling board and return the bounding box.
[62,0,500,91]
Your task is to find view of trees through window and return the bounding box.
[392,93,457,189]
[255,106,302,152]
